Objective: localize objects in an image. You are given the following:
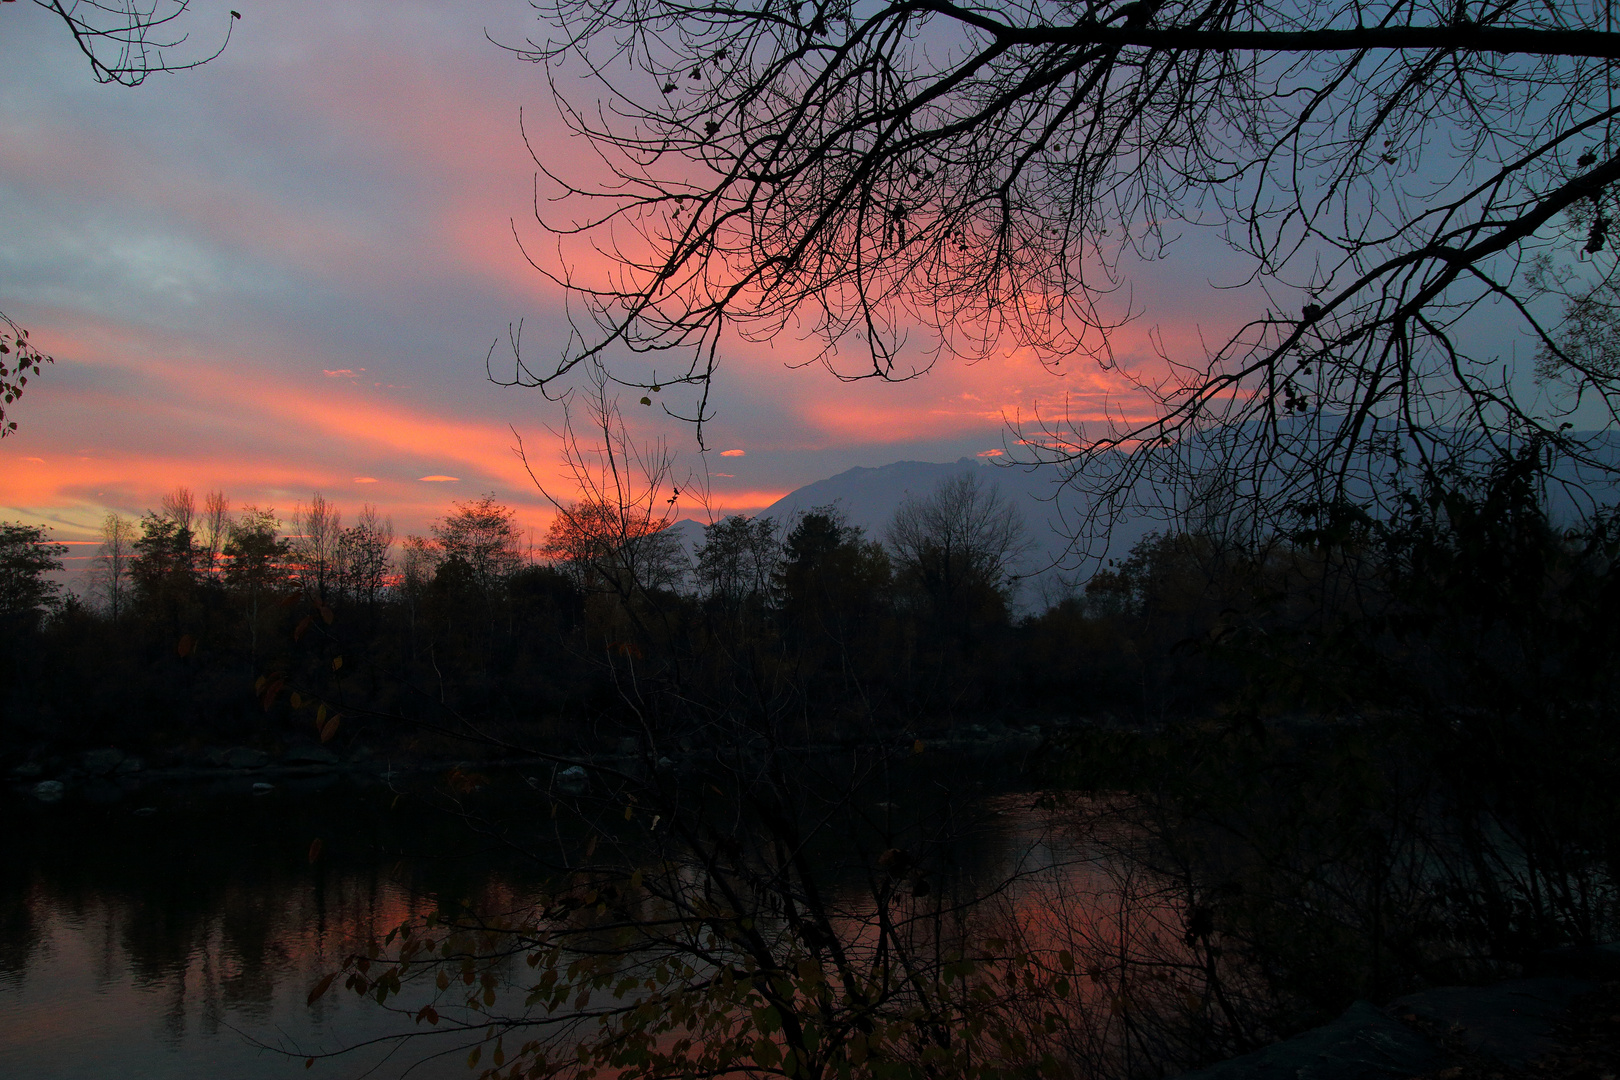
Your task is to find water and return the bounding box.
[0,754,1107,1079]
[0,773,558,1079]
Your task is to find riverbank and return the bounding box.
[1180,945,1620,1080]
[7,722,1052,804]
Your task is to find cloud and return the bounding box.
[353,476,379,483]
[977,449,1005,457]
[720,449,746,457]
[324,369,360,377]
[418,475,459,482]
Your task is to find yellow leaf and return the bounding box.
[320,715,342,743]
[437,970,450,991]
[912,739,925,755]
[317,702,328,724]
[332,656,343,671]
[624,805,634,820]
[467,1046,481,1069]
[290,692,303,709]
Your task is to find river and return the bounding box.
[1,748,1119,1079]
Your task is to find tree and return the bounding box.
[130,512,196,613]
[528,376,693,600]
[335,504,394,608]
[222,506,291,663]
[198,489,230,579]
[292,493,342,601]
[433,494,523,604]
[503,0,1620,530]
[90,511,136,620]
[775,506,892,647]
[695,513,780,605]
[887,472,1028,624]
[0,522,65,628]
[160,486,195,534]
[24,0,240,87]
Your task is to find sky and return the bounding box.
[0,0,1262,576]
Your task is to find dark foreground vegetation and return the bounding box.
[3,443,1618,1079]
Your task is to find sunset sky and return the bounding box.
[1,0,1261,574]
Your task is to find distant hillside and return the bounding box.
[668,428,1620,608]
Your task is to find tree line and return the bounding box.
[0,471,1099,758]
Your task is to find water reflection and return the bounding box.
[0,754,1099,1080]
[0,776,548,1079]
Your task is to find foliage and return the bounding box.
[888,473,1029,631]
[437,495,524,598]
[0,311,51,437]
[0,522,65,625]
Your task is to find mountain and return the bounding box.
[667,428,1620,608]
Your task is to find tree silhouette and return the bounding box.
[502,0,1620,531]
[25,0,239,87]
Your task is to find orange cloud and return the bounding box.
[720,449,746,457]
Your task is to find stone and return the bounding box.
[556,765,589,794]
[1530,942,1620,980]
[223,747,269,770]
[10,761,44,779]
[113,756,144,776]
[282,746,338,766]
[1176,1001,1444,1080]
[1388,977,1597,1068]
[251,782,276,796]
[81,779,124,804]
[32,780,65,803]
[82,747,125,776]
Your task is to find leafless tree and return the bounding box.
[888,471,1030,612]
[525,375,695,599]
[292,493,342,601]
[159,485,194,538]
[199,489,229,578]
[336,503,394,607]
[90,511,134,618]
[24,0,240,87]
[498,0,1620,540]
